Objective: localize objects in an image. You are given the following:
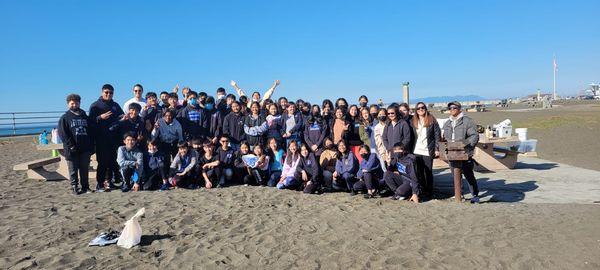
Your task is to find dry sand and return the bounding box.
[2,104,600,269]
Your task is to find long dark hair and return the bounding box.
[336,140,349,160]
[412,102,436,128]
[286,140,300,166]
[306,104,323,125]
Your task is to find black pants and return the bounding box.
[203,167,222,187]
[353,171,382,192]
[384,171,414,198]
[159,141,178,161]
[66,151,91,189]
[244,168,268,186]
[96,140,120,186]
[449,159,479,196]
[294,171,321,194]
[414,154,434,195]
[143,167,168,190]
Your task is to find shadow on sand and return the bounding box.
[140,234,173,246]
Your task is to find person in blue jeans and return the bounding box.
[117,132,144,192]
[276,141,301,190]
[267,138,285,187]
[332,140,359,195]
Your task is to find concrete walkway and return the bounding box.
[433,156,600,204]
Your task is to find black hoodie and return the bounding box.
[58,109,95,160]
[88,97,124,142]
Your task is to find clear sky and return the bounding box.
[1,0,599,112]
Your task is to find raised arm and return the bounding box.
[171,83,179,94]
[230,80,246,98]
[260,80,280,106]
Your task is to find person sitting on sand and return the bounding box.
[353,145,384,199]
[117,132,144,192]
[295,143,322,194]
[233,141,252,185]
[384,143,419,203]
[143,139,169,191]
[277,140,301,190]
[58,93,94,195]
[169,141,198,188]
[267,138,285,187]
[197,141,221,189]
[333,140,359,195]
[319,137,338,192]
[243,144,270,186]
[215,135,235,186]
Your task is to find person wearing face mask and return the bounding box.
[384,143,420,203]
[205,96,223,145]
[230,79,281,109]
[353,145,384,199]
[358,95,369,110]
[176,91,209,141]
[398,102,416,153]
[304,105,328,156]
[89,84,125,191]
[369,104,379,120]
[58,94,94,195]
[442,101,480,203]
[222,101,247,150]
[373,108,389,167]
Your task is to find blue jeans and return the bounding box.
[268,170,282,187]
[277,176,299,190]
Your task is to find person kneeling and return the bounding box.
[354,145,383,199]
[143,139,169,191]
[198,141,221,189]
[384,143,420,203]
[169,142,198,188]
[332,141,359,195]
[277,141,301,190]
[243,144,270,186]
[117,132,144,192]
[295,144,322,194]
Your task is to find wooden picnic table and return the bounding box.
[435,135,521,171]
[33,143,97,180]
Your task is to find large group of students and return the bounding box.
[58,80,481,203]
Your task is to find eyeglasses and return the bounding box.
[416,106,426,111]
[448,106,460,110]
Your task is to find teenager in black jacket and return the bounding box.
[295,144,321,194]
[58,94,95,195]
[222,101,246,150]
[88,84,124,191]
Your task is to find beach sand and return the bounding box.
[1,137,600,269]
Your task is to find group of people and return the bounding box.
[57,80,481,203]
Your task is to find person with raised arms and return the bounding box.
[230,79,281,108]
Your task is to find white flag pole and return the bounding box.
[553,55,557,100]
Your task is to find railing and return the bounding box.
[0,111,65,137]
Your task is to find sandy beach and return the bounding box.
[1,122,600,269]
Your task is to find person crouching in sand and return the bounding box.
[117,132,144,192]
[169,142,198,188]
[384,143,420,203]
[277,140,301,190]
[332,140,359,195]
[295,143,322,194]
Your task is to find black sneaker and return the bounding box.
[72,186,79,195]
[121,184,130,192]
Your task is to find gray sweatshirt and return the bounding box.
[117,145,144,172]
[151,118,184,144]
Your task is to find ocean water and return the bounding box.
[0,125,57,137]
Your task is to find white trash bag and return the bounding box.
[116,208,145,249]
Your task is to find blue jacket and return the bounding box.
[335,151,358,176]
[357,153,383,179]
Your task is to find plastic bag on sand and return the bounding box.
[116,208,145,249]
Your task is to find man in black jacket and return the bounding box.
[176,91,209,141]
[58,94,94,195]
[88,84,125,191]
[222,101,246,150]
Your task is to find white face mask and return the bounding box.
[148,149,157,154]
[252,98,259,102]
[217,94,225,100]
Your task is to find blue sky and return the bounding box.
[1,0,599,112]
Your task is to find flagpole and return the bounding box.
[553,55,557,100]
